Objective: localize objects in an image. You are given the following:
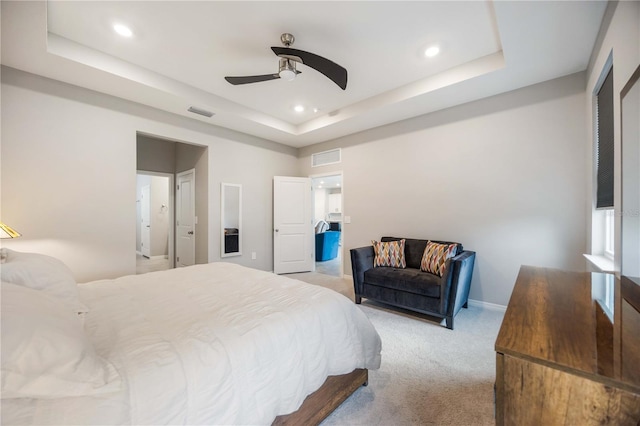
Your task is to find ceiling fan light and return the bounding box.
[278,57,297,81]
[279,69,296,81]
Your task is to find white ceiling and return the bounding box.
[1,1,607,148]
[312,174,342,190]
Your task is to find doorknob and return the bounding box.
[188,231,194,235]
[275,229,279,232]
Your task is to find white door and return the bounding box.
[141,185,151,258]
[273,176,314,274]
[176,169,195,267]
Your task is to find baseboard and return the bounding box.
[468,299,507,312]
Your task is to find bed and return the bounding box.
[0,249,382,425]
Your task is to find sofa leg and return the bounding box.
[355,296,362,304]
[463,301,468,309]
[445,316,454,330]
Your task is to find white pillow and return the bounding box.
[0,248,88,313]
[1,282,120,399]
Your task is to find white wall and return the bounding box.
[314,187,327,223]
[299,72,588,306]
[0,66,298,282]
[585,0,640,275]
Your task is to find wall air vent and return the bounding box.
[312,148,341,167]
[188,106,214,118]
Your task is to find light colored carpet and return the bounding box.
[135,254,171,274]
[288,272,505,426]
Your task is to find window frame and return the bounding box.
[604,208,615,260]
[590,53,615,264]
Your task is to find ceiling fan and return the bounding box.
[225,33,348,90]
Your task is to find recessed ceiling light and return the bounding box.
[313,108,319,113]
[294,105,305,113]
[337,183,341,187]
[424,45,440,58]
[113,23,133,38]
[320,181,325,184]
[318,185,322,188]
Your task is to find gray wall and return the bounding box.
[1,66,298,282]
[585,0,640,274]
[299,72,588,306]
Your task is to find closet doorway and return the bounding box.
[136,172,174,274]
[311,173,343,277]
[136,132,209,273]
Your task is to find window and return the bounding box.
[604,209,614,259]
[596,67,614,209]
[591,61,614,265]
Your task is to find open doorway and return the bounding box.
[136,133,209,270]
[311,173,343,277]
[136,172,174,274]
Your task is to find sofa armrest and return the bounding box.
[447,251,476,317]
[350,246,375,297]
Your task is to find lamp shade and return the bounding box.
[0,222,21,239]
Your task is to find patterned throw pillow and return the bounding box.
[421,241,458,276]
[372,239,406,268]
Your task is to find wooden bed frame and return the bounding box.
[272,368,368,425]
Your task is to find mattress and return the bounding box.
[2,262,381,425]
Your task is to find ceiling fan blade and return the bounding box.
[224,70,302,86]
[271,47,347,90]
[224,74,280,85]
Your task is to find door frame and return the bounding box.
[310,171,344,278]
[136,170,175,268]
[140,184,151,258]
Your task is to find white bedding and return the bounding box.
[2,262,381,425]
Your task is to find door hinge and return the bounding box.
[176,256,180,262]
[177,184,180,190]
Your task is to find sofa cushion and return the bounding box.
[421,241,458,277]
[381,237,462,269]
[364,267,441,298]
[372,239,406,268]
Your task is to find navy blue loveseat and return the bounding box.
[350,237,475,329]
[316,230,340,261]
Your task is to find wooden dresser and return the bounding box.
[495,266,640,425]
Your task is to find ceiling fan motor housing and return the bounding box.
[278,58,297,81]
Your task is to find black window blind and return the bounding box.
[596,68,614,209]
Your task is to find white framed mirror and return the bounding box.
[221,183,242,258]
